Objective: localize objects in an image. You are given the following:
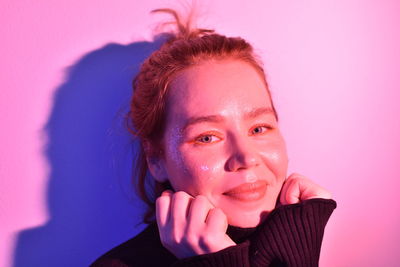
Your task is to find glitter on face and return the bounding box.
[160,60,289,227]
[200,165,209,171]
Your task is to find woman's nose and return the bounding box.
[225,138,260,172]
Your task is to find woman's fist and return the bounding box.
[279,173,332,205]
[155,190,236,259]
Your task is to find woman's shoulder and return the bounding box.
[90,223,176,267]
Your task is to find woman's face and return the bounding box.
[156,59,288,228]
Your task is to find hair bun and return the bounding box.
[151,8,215,41]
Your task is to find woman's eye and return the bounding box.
[251,125,271,135]
[195,134,220,144]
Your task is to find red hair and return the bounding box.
[126,8,279,223]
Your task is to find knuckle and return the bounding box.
[289,173,305,181]
[173,191,189,201]
[216,208,227,219]
[155,196,167,207]
[161,190,172,196]
[208,207,219,217]
[212,207,224,215]
[321,189,333,199]
[292,176,304,183]
[194,195,209,205]
[210,208,228,226]
[156,195,166,203]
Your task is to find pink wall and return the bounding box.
[1,0,399,266]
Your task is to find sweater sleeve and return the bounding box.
[249,198,337,267]
[171,240,250,267]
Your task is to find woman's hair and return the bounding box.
[126,8,279,223]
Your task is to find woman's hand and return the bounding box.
[279,173,332,205]
[156,190,236,259]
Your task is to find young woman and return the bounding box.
[92,8,337,267]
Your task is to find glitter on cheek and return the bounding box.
[200,165,209,171]
[259,149,281,162]
[211,164,221,174]
[269,151,280,161]
[199,164,215,183]
[162,127,194,182]
[202,161,224,183]
[164,126,184,163]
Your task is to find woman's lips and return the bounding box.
[223,180,267,202]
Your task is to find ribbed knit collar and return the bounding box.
[226,224,258,244]
[147,221,258,245]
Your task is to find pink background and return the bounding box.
[1,0,399,266]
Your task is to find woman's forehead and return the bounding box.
[167,59,271,116]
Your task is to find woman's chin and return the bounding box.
[219,193,278,228]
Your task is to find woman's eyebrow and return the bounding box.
[181,107,274,133]
[244,107,274,119]
[182,115,224,133]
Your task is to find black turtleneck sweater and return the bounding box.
[91,198,337,267]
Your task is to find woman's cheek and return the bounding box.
[181,150,225,194]
[259,143,288,179]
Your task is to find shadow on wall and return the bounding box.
[13,35,168,267]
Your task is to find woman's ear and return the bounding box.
[143,140,168,183]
